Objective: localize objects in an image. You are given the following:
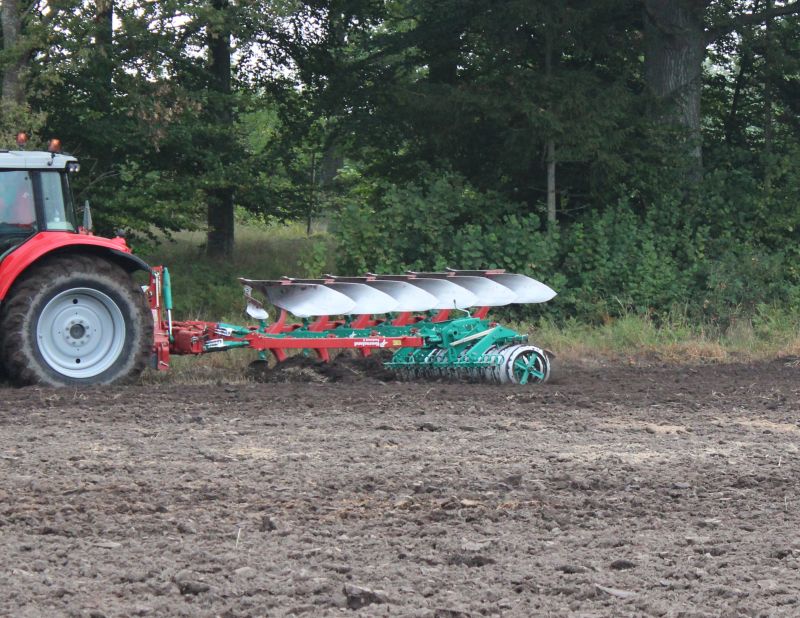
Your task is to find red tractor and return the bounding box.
[0,142,152,386]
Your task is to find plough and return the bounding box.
[149,268,558,385]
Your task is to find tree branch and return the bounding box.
[706,1,800,43]
[21,1,39,20]
[642,0,713,37]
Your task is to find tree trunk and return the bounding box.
[307,150,316,236]
[643,0,706,174]
[94,0,114,168]
[724,48,752,146]
[763,0,774,194]
[206,0,235,258]
[545,22,557,226]
[546,141,556,225]
[1,0,25,106]
[207,188,235,257]
[94,0,113,111]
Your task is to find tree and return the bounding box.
[93,0,114,167]
[309,0,656,222]
[0,0,55,143]
[642,0,800,176]
[1,0,24,106]
[205,0,235,258]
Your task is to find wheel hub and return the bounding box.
[67,320,88,343]
[37,287,126,378]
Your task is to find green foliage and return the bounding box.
[331,166,800,327]
[298,236,336,277]
[556,202,690,320]
[0,103,46,149]
[334,168,543,273]
[697,243,799,324]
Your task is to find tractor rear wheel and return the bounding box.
[0,255,152,386]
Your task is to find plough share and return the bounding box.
[149,268,557,385]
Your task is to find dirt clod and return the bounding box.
[260,515,277,532]
[249,350,398,384]
[557,564,587,574]
[173,570,210,595]
[343,583,389,609]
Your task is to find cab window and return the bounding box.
[40,171,77,231]
[0,171,36,229]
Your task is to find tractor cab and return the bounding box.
[0,148,80,256]
[0,141,154,387]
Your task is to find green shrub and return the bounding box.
[329,167,800,327]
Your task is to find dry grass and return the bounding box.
[143,349,257,385]
[533,312,800,366]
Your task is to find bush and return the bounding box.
[334,169,530,273]
[330,167,800,326]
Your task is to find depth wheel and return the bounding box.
[0,255,153,386]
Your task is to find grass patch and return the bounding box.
[532,306,800,364]
[144,349,257,385]
[136,222,335,320]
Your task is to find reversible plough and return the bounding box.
[148,268,557,385]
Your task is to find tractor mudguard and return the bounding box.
[0,231,149,301]
[108,249,151,274]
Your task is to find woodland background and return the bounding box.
[1,0,799,325]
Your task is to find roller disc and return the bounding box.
[482,345,502,383]
[496,344,551,384]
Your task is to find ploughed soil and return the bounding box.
[1,358,800,617]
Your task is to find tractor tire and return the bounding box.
[0,255,152,387]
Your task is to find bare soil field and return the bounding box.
[1,359,799,617]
